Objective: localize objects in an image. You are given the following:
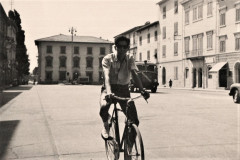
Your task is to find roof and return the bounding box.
[156,0,169,5]
[114,26,143,38]
[35,34,113,45]
[136,21,159,32]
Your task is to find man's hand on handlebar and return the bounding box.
[105,93,114,104]
[140,90,150,100]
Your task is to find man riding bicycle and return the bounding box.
[99,36,150,139]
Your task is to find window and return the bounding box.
[133,33,136,44]
[163,6,166,19]
[139,52,142,61]
[163,26,166,39]
[147,33,150,43]
[86,71,93,82]
[74,46,79,54]
[185,10,189,24]
[100,47,105,55]
[193,6,197,21]
[219,35,226,52]
[197,34,203,54]
[174,0,178,14]
[46,56,53,67]
[236,37,240,50]
[174,67,178,80]
[99,71,103,82]
[174,42,178,56]
[207,1,213,16]
[99,57,103,68]
[236,8,240,22]
[73,57,80,68]
[174,22,178,35]
[185,68,189,79]
[207,31,213,50]
[86,57,93,68]
[220,40,226,52]
[46,45,52,53]
[192,35,198,53]
[154,31,158,41]
[59,71,66,80]
[235,33,240,50]
[45,71,52,80]
[184,37,190,54]
[147,51,150,60]
[87,47,92,55]
[154,49,158,59]
[139,36,142,45]
[220,13,226,26]
[162,45,166,58]
[59,56,66,67]
[60,46,66,54]
[198,5,203,19]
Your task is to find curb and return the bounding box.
[158,86,229,94]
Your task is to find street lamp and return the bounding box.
[68,27,77,83]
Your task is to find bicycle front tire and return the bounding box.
[105,120,119,160]
[124,124,144,160]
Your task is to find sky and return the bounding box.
[1,0,159,72]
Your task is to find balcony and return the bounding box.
[185,49,204,60]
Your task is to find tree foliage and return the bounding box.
[8,10,30,78]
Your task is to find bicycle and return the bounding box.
[104,94,146,160]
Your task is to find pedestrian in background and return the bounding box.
[169,79,172,88]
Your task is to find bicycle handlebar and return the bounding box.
[111,94,143,101]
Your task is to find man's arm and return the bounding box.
[131,69,144,91]
[103,70,112,95]
[102,55,112,95]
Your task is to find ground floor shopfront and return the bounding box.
[158,52,240,90]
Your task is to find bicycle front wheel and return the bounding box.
[105,120,119,160]
[124,124,144,160]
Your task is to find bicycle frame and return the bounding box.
[110,101,131,152]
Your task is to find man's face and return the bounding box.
[116,40,129,60]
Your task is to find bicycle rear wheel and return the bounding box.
[124,124,144,160]
[105,120,119,160]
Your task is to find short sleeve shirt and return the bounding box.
[102,52,137,85]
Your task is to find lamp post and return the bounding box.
[68,27,77,83]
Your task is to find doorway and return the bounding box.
[192,68,197,88]
[198,68,202,88]
[162,67,166,85]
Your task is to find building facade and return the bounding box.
[136,21,160,63]
[156,0,240,89]
[35,34,113,84]
[157,0,183,87]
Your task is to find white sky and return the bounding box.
[1,0,159,72]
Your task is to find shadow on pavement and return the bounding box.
[0,92,22,108]
[7,85,33,91]
[0,120,20,159]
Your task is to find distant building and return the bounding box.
[0,3,17,88]
[35,34,113,84]
[157,0,183,87]
[136,21,160,64]
[114,25,143,60]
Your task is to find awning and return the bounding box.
[209,62,227,72]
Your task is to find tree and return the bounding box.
[8,10,30,83]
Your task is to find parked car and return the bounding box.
[229,83,240,103]
[129,61,159,93]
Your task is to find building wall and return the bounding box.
[158,0,184,87]
[137,23,160,63]
[37,41,112,84]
